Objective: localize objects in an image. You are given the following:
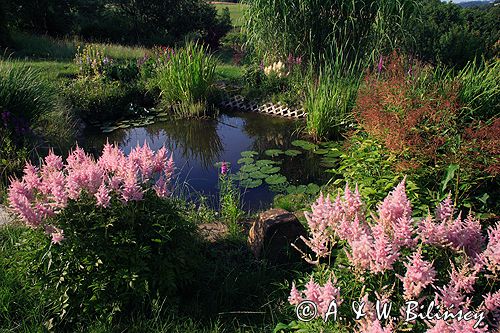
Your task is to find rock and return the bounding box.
[0,205,13,226]
[248,208,307,264]
[197,222,229,243]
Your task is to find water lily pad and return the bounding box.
[264,149,284,157]
[295,185,307,194]
[306,183,320,194]
[231,172,249,181]
[291,140,318,150]
[240,164,259,173]
[240,150,258,158]
[284,149,302,157]
[255,159,275,167]
[239,178,262,189]
[265,175,287,185]
[238,157,254,164]
[260,165,280,174]
[249,171,268,179]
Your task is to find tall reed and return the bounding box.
[153,42,217,118]
[304,57,362,140]
[244,0,419,66]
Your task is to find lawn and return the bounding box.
[212,2,247,27]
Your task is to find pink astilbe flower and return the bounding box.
[369,224,400,273]
[317,277,342,318]
[304,277,321,305]
[7,143,175,242]
[346,232,373,271]
[418,200,484,257]
[426,319,489,333]
[483,222,500,276]
[95,183,111,208]
[288,282,303,306]
[288,277,342,320]
[153,175,169,198]
[399,249,436,300]
[357,319,394,333]
[301,193,335,260]
[483,290,500,325]
[342,184,363,220]
[377,178,412,228]
[435,193,454,222]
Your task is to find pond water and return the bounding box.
[83,112,328,211]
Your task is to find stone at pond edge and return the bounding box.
[197,222,229,243]
[248,208,307,265]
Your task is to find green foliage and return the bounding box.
[152,42,217,118]
[64,78,143,122]
[3,0,231,47]
[304,62,361,140]
[244,0,418,65]
[34,192,198,328]
[0,60,59,125]
[456,58,500,122]
[219,173,244,235]
[410,0,499,67]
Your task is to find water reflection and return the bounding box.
[82,112,326,210]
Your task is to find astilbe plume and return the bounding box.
[288,276,342,320]
[357,319,394,333]
[483,290,500,326]
[482,222,500,276]
[8,143,175,243]
[425,319,489,333]
[399,249,436,300]
[418,196,484,258]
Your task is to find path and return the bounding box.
[0,205,12,226]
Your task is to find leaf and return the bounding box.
[255,159,276,167]
[291,139,318,150]
[239,178,262,188]
[260,165,281,174]
[313,148,329,155]
[249,171,268,179]
[237,157,254,164]
[284,149,302,157]
[264,149,284,157]
[306,183,320,194]
[441,164,459,192]
[230,172,249,181]
[239,164,259,173]
[265,175,287,185]
[240,150,258,158]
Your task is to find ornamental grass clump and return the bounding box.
[7,143,199,328]
[153,42,217,118]
[287,180,500,332]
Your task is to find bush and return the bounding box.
[411,0,499,67]
[0,60,58,126]
[282,182,499,332]
[151,42,217,118]
[64,78,143,122]
[7,144,200,328]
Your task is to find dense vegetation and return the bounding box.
[0,0,499,332]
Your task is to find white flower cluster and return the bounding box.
[263,61,287,77]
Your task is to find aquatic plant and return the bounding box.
[152,42,217,117]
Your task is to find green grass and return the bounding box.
[213,2,247,27]
[7,32,148,61]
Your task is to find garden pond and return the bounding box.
[83,112,341,210]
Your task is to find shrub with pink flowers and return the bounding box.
[282,180,499,332]
[6,143,200,328]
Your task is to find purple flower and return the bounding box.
[377,55,383,74]
[220,162,228,175]
[103,57,110,65]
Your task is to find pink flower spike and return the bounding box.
[95,183,111,208]
[288,282,303,306]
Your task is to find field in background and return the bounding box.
[212,2,247,27]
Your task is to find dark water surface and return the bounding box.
[83,112,326,211]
